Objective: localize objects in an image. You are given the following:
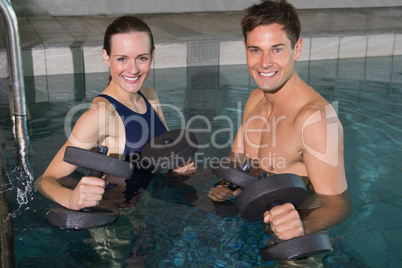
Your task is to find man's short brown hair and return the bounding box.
[241,0,301,48]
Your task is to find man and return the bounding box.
[208,0,350,243]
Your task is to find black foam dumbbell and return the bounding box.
[141,129,198,171]
[238,173,333,261]
[46,145,133,230]
[212,165,333,261]
[211,160,257,190]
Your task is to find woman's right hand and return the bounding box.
[67,176,106,210]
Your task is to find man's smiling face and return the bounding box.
[244,23,302,93]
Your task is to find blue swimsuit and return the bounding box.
[97,92,167,158]
[98,92,166,203]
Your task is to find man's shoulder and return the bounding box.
[296,87,334,119]
[243,88,264,114]
[295,96,341,135]
[249,88,263,98]
[245,88,264,106]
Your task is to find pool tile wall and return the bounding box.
[1,8,402,79]
[0,7,402,102]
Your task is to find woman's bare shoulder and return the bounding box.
[140,87,159,102]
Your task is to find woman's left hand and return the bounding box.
[172,161,196,174]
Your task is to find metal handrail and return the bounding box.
[0,2,32,266]
[0,0,30,160]
[1,0,34,217]
[1,0,26,116]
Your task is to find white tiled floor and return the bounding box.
[1,7,402,78]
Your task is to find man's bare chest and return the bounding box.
[243,114,302,172]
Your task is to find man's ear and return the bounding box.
[103,49,110,67]
[294,38,303,60]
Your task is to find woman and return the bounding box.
[35,16,194,211]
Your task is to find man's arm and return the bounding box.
[263,106,350,238]
[299,190,351,234]
[300,106,350,232]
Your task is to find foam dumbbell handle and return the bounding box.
[80,145,108,212]
[228,183,241,191]
[88,145,108,179]
[266,201,283,211]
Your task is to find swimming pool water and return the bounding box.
[1,57,401,267]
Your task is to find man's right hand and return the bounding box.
[68,176,106,210]
[207,180,242,202]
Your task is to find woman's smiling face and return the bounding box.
[103,32,153,94]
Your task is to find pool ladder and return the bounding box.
[0,0,30,162]
[0,1,31,267]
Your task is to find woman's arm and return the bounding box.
[35,99,112,210]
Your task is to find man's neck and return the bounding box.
[262,72,301,112]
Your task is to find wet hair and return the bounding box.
[103,16,155,56]
[241,0,301,48]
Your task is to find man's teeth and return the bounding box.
[124,76,140,81]
[259,72,276,77]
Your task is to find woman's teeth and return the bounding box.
[124,76,140,81]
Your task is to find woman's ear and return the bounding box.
[103,49,110,67]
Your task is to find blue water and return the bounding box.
[1,57,401,267]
